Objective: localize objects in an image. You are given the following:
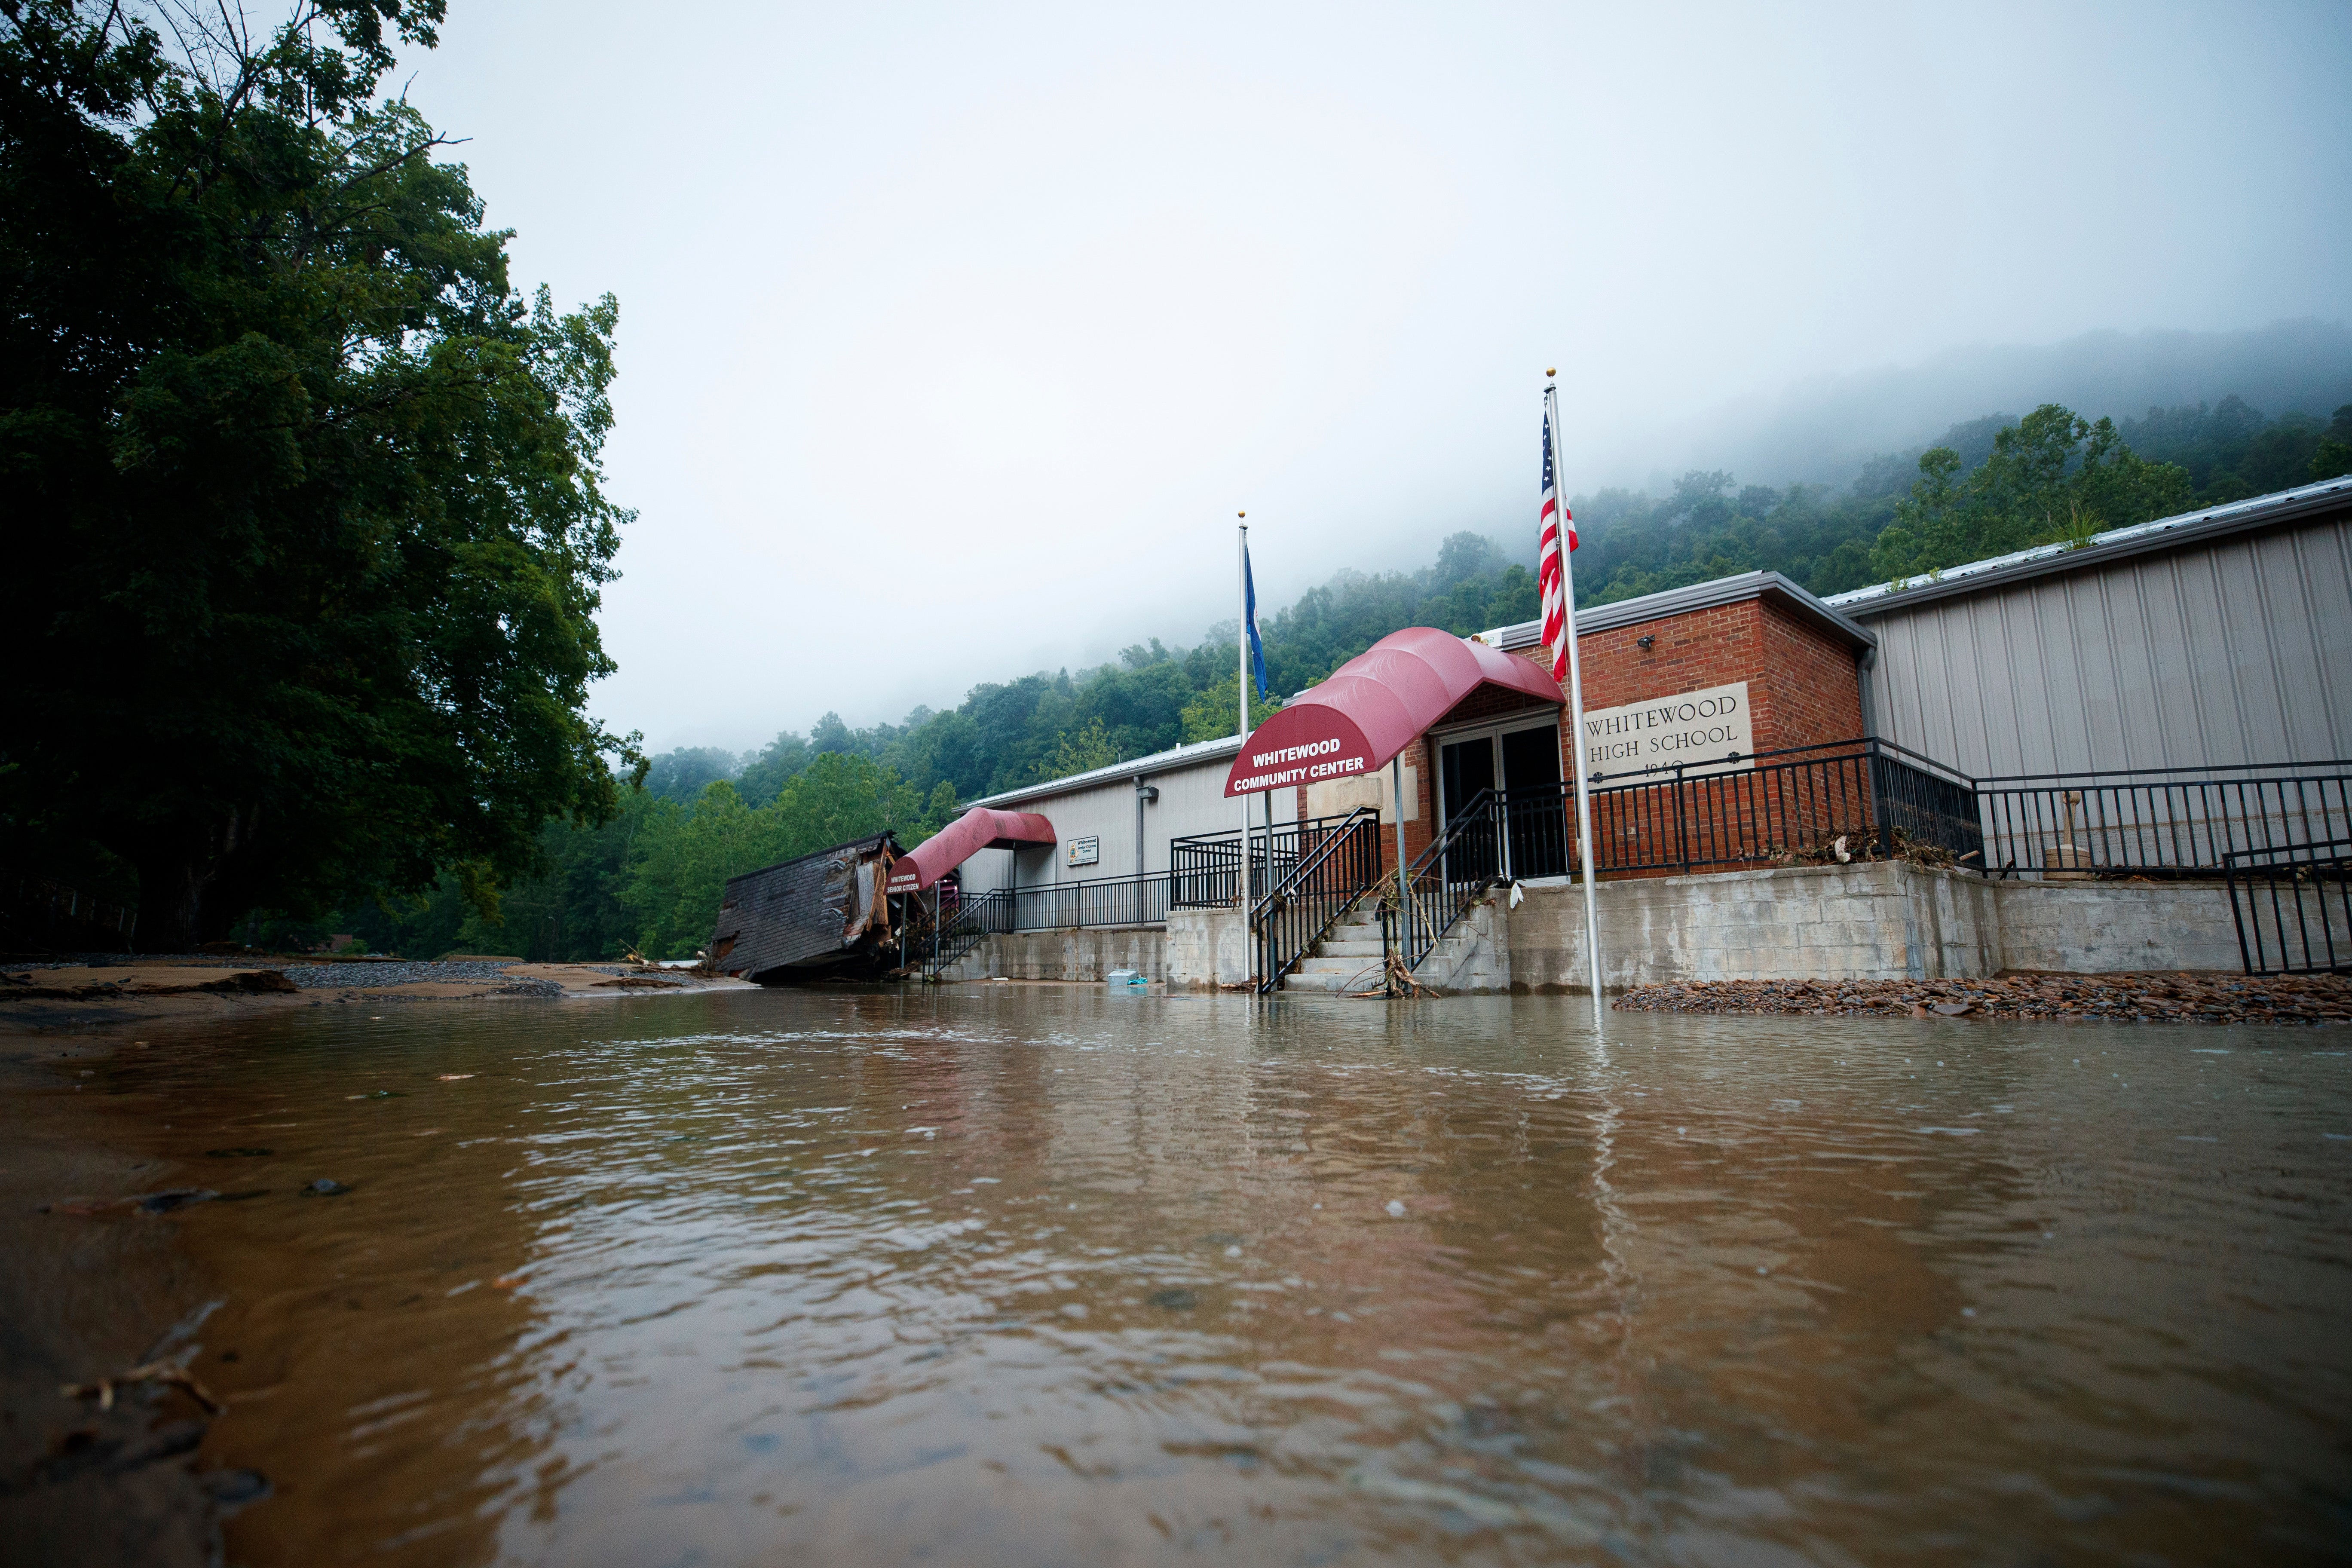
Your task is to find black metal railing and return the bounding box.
[925,871,1178,975]
[1978,761,2352,879]
[1384,787,1510,980]
[1252,808,1383,993]
[1569,736,1983,876]
[2225,838,2352,975]
[928,887,1011,975]
[1008,871,1175,931]
[1171,812,1377,908]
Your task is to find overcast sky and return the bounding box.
[394,1,2352,755]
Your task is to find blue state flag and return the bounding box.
[1243,545,1271,700]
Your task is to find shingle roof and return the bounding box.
[709,832,900,980]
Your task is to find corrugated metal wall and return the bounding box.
[956,755,1295,896]
[1859,515,2352,778]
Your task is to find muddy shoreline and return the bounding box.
[0,962,754,1564]
[0,1028,223,1565]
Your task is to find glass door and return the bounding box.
[1438,734,1500,884]
[1500,723,1568,878]
[1435,717,1567,883]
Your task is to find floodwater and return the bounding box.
[86,989,2352,1565]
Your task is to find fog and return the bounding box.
[391,1,2352,752]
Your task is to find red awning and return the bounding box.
[1223,627,1562,798]
[886,806,1056,892]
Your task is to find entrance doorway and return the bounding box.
[1436,716,1568,882]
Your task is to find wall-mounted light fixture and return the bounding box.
[1636,634,1655,650]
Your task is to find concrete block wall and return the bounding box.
[1498,863,2238,992]
[942,865,2243,992]
[1994,879,2240,973]
[1165,907,1250,989]
[942,926,1167,984]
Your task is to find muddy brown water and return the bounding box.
[70,989,2352,1564]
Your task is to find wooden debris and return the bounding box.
[1614,972,2352,1025]
[61,1361,224,1415]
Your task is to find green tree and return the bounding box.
[621,784,772,960]
[1870,404,2190,582]
[643,748,739,804]
[1032,717,1116,781]
[2312,405,2352,483]
[617,753,943,959]
[1179,677,1282,744]
[1,0,637,946]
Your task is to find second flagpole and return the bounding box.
[1237,515,1253,990]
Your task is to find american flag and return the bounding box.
[1537,402,1578,683]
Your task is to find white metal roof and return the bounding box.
[1824,474,2352,615]
[962,733,1243,811]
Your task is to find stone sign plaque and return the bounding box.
[1578,680,1753,778]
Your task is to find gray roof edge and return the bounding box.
[1825,476,2352,617]
[1478,570,1875,653]
[964,734,1243,810]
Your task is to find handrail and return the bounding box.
[1250,807,1382,994]
[1383,786,1507,981]
[2222,836,2352,975]
[1589,733,1977,792]
[1976,757,2352,787]
[1170,811,1380,909]
[928,887,1011,977]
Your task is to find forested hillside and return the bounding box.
[275,393,2352,960]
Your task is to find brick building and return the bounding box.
[1283,571,1874,876]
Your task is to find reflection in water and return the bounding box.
[95,990,2352,1564]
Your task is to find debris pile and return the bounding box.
[706,833,911,984]
[1614,972,2352,1025]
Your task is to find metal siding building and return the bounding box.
[952,736,1296,899]
[1830,479,2352,778]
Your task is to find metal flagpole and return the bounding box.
[1238,515,1253,989]
[1548,375,1606,1019]
[1262,786,1277,987]
[1390,756,1411,986]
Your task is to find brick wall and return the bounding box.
[1295,595,1864,880]
[1750,597,1865,752]
[1504,597,1862,772]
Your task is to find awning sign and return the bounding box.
[1224,712,1378,797]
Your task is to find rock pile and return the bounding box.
[1614,972,2352,1025]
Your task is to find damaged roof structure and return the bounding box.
[707,833,907,984]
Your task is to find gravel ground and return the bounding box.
[12,956,650,993]
[1615,972,2352,1025]
[279,960,511,988]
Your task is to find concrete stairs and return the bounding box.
[1278,888,1510,994]
[1279,909,1387,993]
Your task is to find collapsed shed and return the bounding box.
[707,833,909,984]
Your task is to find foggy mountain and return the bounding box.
[1610,319,2352,494]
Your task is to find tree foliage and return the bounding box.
[617,755,958,959]
[1869,404,2193,580]
[2121,396,2352,502]
[1,0,636,945]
